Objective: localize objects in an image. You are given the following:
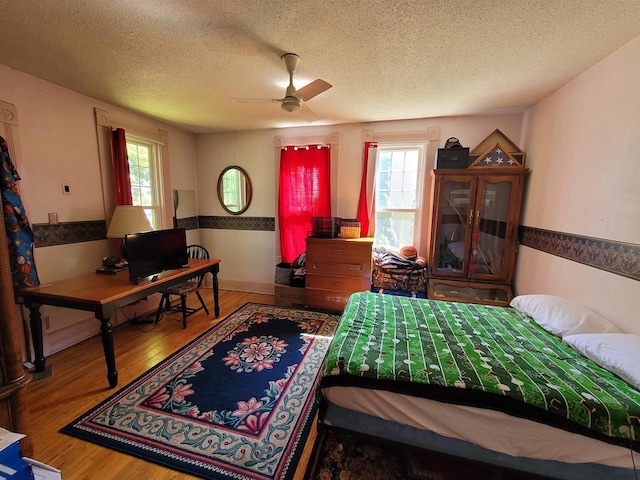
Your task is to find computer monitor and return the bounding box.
[124,227,188,284]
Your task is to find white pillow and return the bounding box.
[563,333,640,390]
[510,294,622,337]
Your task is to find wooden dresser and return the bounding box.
[305,237,373,312]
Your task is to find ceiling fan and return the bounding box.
[234,53,332,122]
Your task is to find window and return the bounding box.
[126,136,162,229]
[374,143,426,249]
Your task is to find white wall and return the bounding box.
[196,113,525,294]
[7,28,637,351]
[0,64,198,355]
[516,34,640,333]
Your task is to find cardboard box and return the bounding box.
[274,284,305,307]
[23,459,62,480]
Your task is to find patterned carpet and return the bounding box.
[61,303,339,480]
[306,428,552,480]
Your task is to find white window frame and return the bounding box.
[126,134,163,229]
[373,142,427,249]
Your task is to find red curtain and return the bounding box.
[278,145,331,262]
[356,142,377,236]
[111,128,132,206]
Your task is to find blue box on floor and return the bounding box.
[0,441,34,480]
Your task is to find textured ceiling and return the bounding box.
[1,0,639,134]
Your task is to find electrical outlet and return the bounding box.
[48,213,59,225]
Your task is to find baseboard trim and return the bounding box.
[216,279,274,295]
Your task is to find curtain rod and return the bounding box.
[111,127,167,146]
[281,144,330,150]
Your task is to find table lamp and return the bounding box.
[107,205,152,239]
[100,205,152,272]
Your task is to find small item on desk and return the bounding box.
[96,256,129,275]
[103,256,127,268]
[151,275,159,282]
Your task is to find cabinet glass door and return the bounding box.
[470,176,514,281]
[432,176,474,277]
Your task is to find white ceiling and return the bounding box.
[1,1,639,134]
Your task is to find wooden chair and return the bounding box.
[154,245,210,328]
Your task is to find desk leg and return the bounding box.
[27,303,45,373]
[98,315,118,388]
[212,264,220,318]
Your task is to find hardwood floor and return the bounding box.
[23,289,318,479]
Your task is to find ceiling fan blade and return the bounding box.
[232,98,281,104]
[296,79,332,101]
[300,104,320,123]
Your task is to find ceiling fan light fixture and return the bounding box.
[232,53,330,122]
[281,96,301,112]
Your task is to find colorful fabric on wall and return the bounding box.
[0,135,40,290]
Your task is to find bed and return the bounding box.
[317,291,640,480]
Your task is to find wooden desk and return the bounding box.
[19,258,220,388]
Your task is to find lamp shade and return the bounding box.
[106,205,152,238]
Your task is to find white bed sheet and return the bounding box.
[322,385,638,469]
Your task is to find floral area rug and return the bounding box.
[306,429,551,480]
[61,303,339,480]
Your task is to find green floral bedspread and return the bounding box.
[321,291,640,448]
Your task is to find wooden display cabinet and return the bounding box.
[426,143,528,306]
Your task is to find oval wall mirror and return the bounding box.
[217,165,252,215]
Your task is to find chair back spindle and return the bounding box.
[155,244,210,328]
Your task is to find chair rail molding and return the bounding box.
[519,226,640,282]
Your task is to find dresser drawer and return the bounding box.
[307,259,369,277]
[306,274,370,292]
[305,288,356,312]
[306,239,372,278]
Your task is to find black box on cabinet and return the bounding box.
[436,148,470,169]
[312,217,340,238]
